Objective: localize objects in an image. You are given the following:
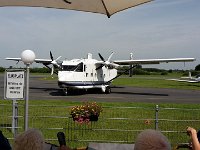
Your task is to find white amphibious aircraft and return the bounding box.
[6,51,195,95]
[167,72,200,83]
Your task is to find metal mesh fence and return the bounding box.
[1,102,200,148]
[158,107,200,145]
[66,106,156,148]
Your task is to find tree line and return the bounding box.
[118,64,200,76]
[0,65,200,76]
[0,67,50,73]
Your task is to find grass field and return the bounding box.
[45,73,200,90]
[1,99,200,148]
[112,75,200,90]
[1,74,200,148]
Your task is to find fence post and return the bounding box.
[12,100,18,137]
[155,105,159,130]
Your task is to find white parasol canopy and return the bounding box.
[0,0,152,17]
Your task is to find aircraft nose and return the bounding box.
[58,72,73,81]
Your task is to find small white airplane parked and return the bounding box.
[6,51,195,95]
[166,72,200,83]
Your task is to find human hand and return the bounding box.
[187,127,197,137]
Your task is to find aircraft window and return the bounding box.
[84,65,86,72]
[75,63,83,72]
[62,65,77,71]
[196,74,200,78]
[62,63,83,72]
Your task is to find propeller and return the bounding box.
[107,52,114,62]
[51,66,54,75]
[51,56,62,67]
[96,52,119,70]
[50,51,54,61]
[50,51,62,75]
[98,53,106,62]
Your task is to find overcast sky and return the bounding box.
[0,0,199,70]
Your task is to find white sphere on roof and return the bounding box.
[21,50,36,64]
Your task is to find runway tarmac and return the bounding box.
[1,74,200,103]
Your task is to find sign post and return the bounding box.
[4,69,25,136]
[20,49,35,131]
[4,49,35,132]
[5,70,25,100]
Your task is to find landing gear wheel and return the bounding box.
[63,88,70,96]
[105,86,111,94]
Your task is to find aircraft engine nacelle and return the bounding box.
[108,63,119,69]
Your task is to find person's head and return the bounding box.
[13,128,45,150]
[134,129,171,150]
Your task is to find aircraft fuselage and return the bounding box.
[57,55,117,94]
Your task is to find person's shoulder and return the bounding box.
[0,130,12,150]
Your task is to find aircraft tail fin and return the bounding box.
[189,71,192,79]
[87,53,92,59]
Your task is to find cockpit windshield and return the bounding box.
[62,63,83,72]
[196,74,200,78]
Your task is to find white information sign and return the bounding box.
[5,70,25,99]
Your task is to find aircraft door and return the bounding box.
[88,65,94,84]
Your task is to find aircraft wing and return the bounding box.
[5,58,21,62]
[166,79,199,83]
[35,59,52,64]
[113,58,196,65]
[6,57,52,65]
